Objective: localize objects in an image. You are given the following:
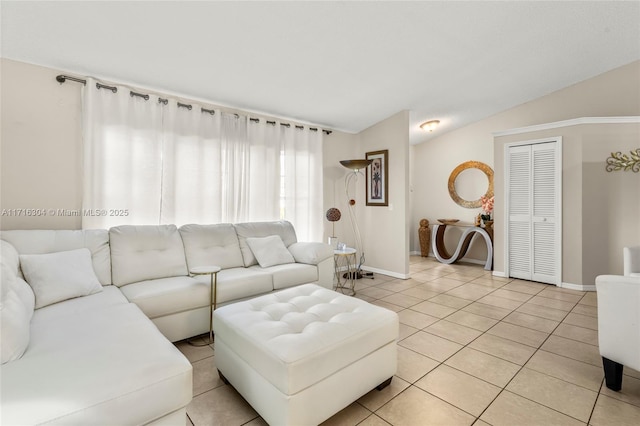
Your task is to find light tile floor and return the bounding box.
[175,256,640,425]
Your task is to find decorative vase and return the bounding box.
[418,219,430,257]
[483,220,494,239]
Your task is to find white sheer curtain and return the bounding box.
[82,78,163,229]
[160,102,222,224]
[247,119,281,221]
[82,79,323,235]
[161,109,257,225]
[282,126,324,241]
[219,113,250,223]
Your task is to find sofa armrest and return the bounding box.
[623,246,640,276]
[595,274,640,370]
[288,242,333,265]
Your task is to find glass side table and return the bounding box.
[189,265,221,346]
[334,248,357,296]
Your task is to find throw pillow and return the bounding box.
[20,248,103,309]
[246,235,295,268]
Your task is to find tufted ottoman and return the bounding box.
[212,283,399,425]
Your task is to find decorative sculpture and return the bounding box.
[418,219,431,257]
[606,149,640,172]
[325,207,341,249]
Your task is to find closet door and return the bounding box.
[507,140,561,285]
[507,145,532,280]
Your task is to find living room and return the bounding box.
[2,1,640,425]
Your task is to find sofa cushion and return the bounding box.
[246,235,295,268]
[179,223,244,269]
[119,276,206,319]
[1,229,112,285]
[0,302,192,425]
[235,221,298,267]
[20,248,103,309]
[251,263,318,290]
[193,267,273,305]
[31,286,128,325]
[110,225,188,286]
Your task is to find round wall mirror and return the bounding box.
[448,161,494,208]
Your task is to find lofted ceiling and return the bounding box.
[2,1,639,144]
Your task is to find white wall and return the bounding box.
[322,111,411,278]
[494,122,640,288]
[411,60,640,266]
[357,110,411,278]
[411,116,494,262]
[1,58,83,229]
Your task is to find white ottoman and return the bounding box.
[213,283,399,426]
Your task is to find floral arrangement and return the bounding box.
[480,195,494,222]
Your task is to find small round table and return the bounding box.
[334,248,357,296]
[189,265,221,346]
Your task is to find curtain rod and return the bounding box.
[56,74,332,135]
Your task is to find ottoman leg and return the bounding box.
[218,369,230,385]
[376,377,393,391]
[602,357,623,391]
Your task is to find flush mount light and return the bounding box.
[420,120,440,132]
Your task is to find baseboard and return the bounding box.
[361,265,410,280]
[492,271,507,278]
[410,251,488,267]
[457,257,487,266]
[561,281,596,292]
[410,250,433,257]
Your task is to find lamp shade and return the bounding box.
[326,208,341,222]
[340,159,373,170]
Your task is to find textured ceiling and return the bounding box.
[2,1,639,144]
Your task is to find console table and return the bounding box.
[431,223,493,270]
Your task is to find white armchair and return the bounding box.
[623,246,640,277]
[595,274,640,390]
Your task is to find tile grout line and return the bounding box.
[400,270,601,425]
[470,300,583,424]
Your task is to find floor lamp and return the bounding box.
[340,159,374,279]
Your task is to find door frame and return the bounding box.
[503,137,562,285]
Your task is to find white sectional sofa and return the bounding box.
[0,220,333,425]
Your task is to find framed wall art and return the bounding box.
[366,149,388,206]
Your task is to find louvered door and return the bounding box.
[507,145,532,280]
[507,140,561,285]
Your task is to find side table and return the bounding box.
[189,265,221,346]
[334,248,357,296]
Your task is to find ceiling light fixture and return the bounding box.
[420,120,440,132]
